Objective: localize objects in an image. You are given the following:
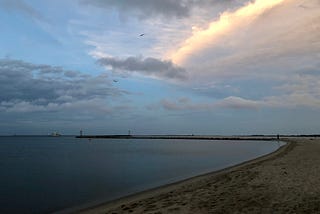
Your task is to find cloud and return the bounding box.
[170,0,286,64]
[0,58,127,114]
[83,0,190,19]
[1,98,114,114]
[82,0,319,84]
[80,0,251,20]
[156,70,320,111]
[157,96,261,111]
[264,73,320,108]
[151,0,320,111]
[215,96,261,109]
[157,75,320,112]
[79,0,249,62]
[167,0,320,82]
[0,0,45,22]
[97,56,187,80]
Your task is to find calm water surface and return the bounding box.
[0,136,284,213]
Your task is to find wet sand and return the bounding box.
[77,138,320,213]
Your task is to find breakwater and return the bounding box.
[75,135,278,141]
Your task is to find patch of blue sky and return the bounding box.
[0,11,57,58]
[0,2,99,74]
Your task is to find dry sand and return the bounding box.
[77,138,320,214]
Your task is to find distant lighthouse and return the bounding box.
[80,129,83,136]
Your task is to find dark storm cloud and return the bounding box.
[0,58,126,113]
[97,56,187,80]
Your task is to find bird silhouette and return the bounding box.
[139,34,145,37]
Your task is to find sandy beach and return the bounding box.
[77,138,320,213]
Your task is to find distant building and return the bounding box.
[50,132,61,137]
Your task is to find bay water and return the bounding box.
[0,136,284,213]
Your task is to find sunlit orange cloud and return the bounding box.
[170,0,286,65]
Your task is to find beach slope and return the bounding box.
[78,138,320,213]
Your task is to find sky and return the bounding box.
[0,0,319,135]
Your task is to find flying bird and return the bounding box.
[139,33,145,37]
[113,79,119,83]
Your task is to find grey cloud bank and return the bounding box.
[0,58,126,114]
[80,0,244,20]
[98,56,187,80]
[81,0,188,19]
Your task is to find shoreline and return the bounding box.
[70,140,291,214]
